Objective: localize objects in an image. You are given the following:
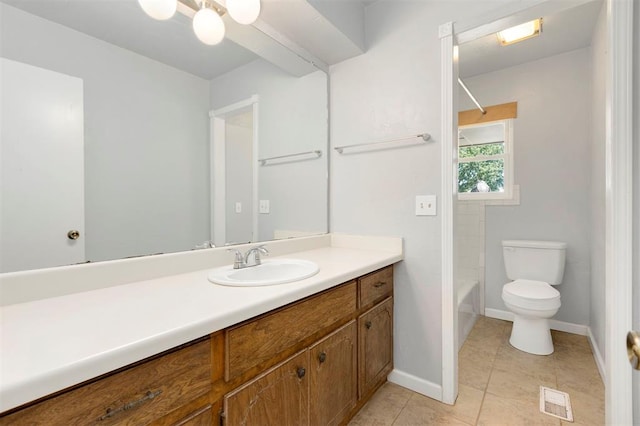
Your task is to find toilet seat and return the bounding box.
[502,279,561,311]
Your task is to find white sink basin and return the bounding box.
[207,259,319,287]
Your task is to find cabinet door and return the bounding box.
[224,350,309,426]
[359,297,393,398]
[309,321,357,426]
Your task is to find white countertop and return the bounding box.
[0,234,402,413]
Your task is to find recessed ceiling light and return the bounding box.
[497,19,542,46]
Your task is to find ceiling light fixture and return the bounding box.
[138,0,260,46]
[138,0,177,20]
[193,4,225,45]
[227,0,261,25]
[497,18,542,46]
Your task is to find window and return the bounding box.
[457,119,513,200]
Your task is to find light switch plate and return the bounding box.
[416,195,436,216]
[235,202,242,213]
[259,200,270,214]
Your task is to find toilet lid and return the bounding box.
[502,279,561,310]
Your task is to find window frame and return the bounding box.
[457,118,514,201]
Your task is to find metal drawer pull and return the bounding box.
[318,351,327,363]
[98,389,162,421]
[365,321,372,329]
[373,281,387,288]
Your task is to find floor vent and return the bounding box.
[540,386,573,422]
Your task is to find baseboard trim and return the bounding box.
[587,327,606,382]
[387,369,443,402]
[484,308,589,336]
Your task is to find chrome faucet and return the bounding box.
[228,245,269,269]
[244,245,269,267]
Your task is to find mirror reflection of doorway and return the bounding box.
[225,110,254,245]
[210,95,259,247]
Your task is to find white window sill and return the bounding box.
[457,184,520,205]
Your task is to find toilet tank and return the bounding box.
[502,240,567,284]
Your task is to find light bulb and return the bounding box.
[138,0,177,20]
[193,7,225,45]
[226,0,260,25]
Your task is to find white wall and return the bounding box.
[461,49,592,326]
[209,60,328,241]
[589,2,607,363]
[0,4,211,263]
[225,123,254,244]
[330,0,507,392]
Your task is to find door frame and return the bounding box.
[604,0,634,424]
[209,95,259,246]
[439,1,635,420]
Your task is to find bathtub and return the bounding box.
[458,279,479,351]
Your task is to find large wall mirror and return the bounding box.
[0,0,328,273]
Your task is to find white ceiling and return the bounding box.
[1,0,367,80]
[459,0,603,79]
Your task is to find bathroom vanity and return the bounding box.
[0,234,402,425]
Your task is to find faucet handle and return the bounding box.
[227,249,244,269]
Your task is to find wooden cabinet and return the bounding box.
[0,339,212,426]
[226,282,356,381]
[359,297,394,398]
[2,265,395,426]
[223,351,309,426]
[309,321,358,426]
[221,267,394,426]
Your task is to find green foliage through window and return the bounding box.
[458,157,504,193]
[458,142,504,192]
[459,142,504,158]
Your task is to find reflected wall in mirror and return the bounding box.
[0,0,328,273]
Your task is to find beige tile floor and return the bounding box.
[349,316,604,426]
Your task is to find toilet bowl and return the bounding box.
[501,240,566,355]
[502,279,561,355]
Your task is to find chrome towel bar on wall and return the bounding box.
[258,150,322,166]
[334,133,431,154]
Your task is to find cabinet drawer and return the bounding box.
[2,339,212,426]
[226,281,357,381]
[359,266,393,307]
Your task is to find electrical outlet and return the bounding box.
[259,200,270,214]
[416,195,436,216]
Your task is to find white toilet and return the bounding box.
[501,240,567,355]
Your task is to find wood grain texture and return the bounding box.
[225,282,357,381]
[223,350,309,426]
[359,266,393,309]
[309,321,357,426]
[358,298,393,398]
[458,102,518,126]
[1,340,211,426]
[170,404,213,426]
